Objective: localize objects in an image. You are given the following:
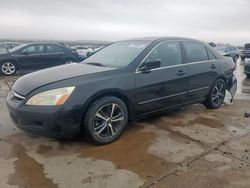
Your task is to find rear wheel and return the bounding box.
[203,79,226,109]
[0,62,17,75]
[64,58,75,64]
[83,96,128,145]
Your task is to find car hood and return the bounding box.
[13,63,115,96]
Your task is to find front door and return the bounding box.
[14,44,46,70]
[135,41,189,114]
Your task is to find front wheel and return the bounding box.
[203,79,226,109]
[0,62,17,75]
[83,96,128,145]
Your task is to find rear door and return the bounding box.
[135,41,189,114]
[181,41,220,101]
[42,44,65,68]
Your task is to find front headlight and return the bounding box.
[26,86,75,106]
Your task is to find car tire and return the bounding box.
[83,96,128,145]
[64,58,75,64]
[0,61,17,75]
[203,79,226,109]
[246,74,250,78]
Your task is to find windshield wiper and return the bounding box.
[85,62,106,67]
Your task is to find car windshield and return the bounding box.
[9,44,28,52]
[0,44,8,53]
[83,41,150,68]
[215,46,227,52]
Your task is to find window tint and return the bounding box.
[183,41,208,63]
[145,41,182,67]
[207,48,217,60]
[46,45,63,53]
[22,45,44,54]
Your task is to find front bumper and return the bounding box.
[6,92,81,138]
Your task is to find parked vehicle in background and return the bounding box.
[0,43,9,53]
[6,37,237,144]
[215,45,240,62]
[241,44,250,60]
[2,42,22,50]
[71,46,94,61]
[0,42,79,75]
[244,58,250,78]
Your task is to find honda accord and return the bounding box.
[0,42,79,75]
[6,37,237,144]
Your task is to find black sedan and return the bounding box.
[6,37,237,144]
[0,42,79,75]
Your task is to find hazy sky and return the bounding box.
[0,0,249,45]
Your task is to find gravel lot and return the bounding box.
[1,61,250,188]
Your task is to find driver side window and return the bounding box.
[22,45,44,54]
[145,41,182,67]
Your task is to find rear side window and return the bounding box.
[46,45,64,53]
[183,41,208,63]
[145,41,182,67]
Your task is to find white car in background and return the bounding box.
[72,46,94,59]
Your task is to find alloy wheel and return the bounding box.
[93,103,124,139]
[212,81,225,106]
[1,62,16,75]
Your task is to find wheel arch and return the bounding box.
[207,76,228,95]
[0,59,19,70]
[82,89,135,121]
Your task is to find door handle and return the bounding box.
[176,70,187,76]
[210,64,217,69]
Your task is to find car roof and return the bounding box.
[120,36,199,43]
[22,42,65,46]
[1,42,21,44]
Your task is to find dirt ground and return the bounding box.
[1,61,250,188]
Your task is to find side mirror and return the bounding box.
[140,60,161,73]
